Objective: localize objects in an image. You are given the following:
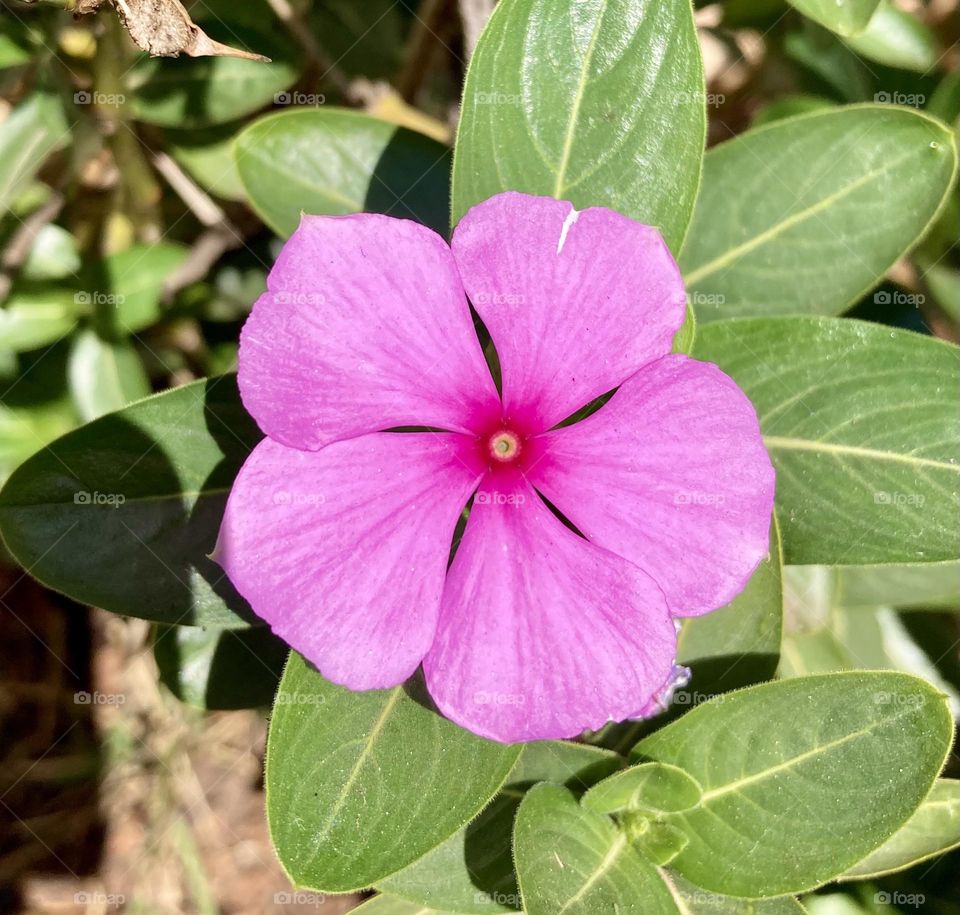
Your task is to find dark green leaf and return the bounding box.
[235,108,451,237]
[0,375,261,627]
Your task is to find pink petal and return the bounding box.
[214,433,483,689]
[531,355,775,617]
[239,214,500,450]
[423,474,677,742]
[451,192,686,432]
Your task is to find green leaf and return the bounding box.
[68,329,150,421]
[632,672,953,896]
[513,783,682,915]
[452,0,706,252]
[266,653,520,893]
[752,95,835,127]
[924,262,960,321]
[844,2,937,73]
[680,107,957,321]
[0,286,86,352]
[928,72,960,128]
[835,562,960,610]
[349,896,461,915]
[129,0,301,128]
[784,0,880,36]
[167,123,247,202]
[0,20,34,69]
[154,623,287,709]
[582,763,702,816]
[235,108,451,238]
[693,317,960,564]
[675,518,783,694]
[381,741,620,914]
[672,302,697,355]
[660,872,808,914]
[0,92,69,212]
[0,374,261,627]
[105,243,189,334]
[840,778,960,879]
[21,225,81,282]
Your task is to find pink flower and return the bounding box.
[214,191,775,743]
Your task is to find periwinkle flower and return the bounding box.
[214,191,775,743]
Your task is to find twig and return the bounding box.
[0,191,65,301]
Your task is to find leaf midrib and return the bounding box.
[763,435,959,473]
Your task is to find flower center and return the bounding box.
[488,429,522,464]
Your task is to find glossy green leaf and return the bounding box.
[235,108,451,238]
[693,317,960,564]
[266,653,520,893]
[680,107,957,321]
[452,0,706,252]
[844,2,937,73]
[928,72,960,128]
[0,92,69,212]
[582,763,702,815]
[381,741,620,914]
[784,0,879,36]
[784,22,874,103]
[0,375,261,627]
[513,784,681,915]
[129,0,301,128]
[68,329,150,421]
[633,672,953,896]
[154,623,287,709]
[841,779,960,879]
[0,286,86,352]
[105,243,189,334]
[661,872,808,914]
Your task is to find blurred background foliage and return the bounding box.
[0,0,958,912]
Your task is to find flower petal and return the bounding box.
[239,214,500,450]
[423,475,677,742]
[531,355,775,617]
[451,192,686,431]
[214,433,483,689]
